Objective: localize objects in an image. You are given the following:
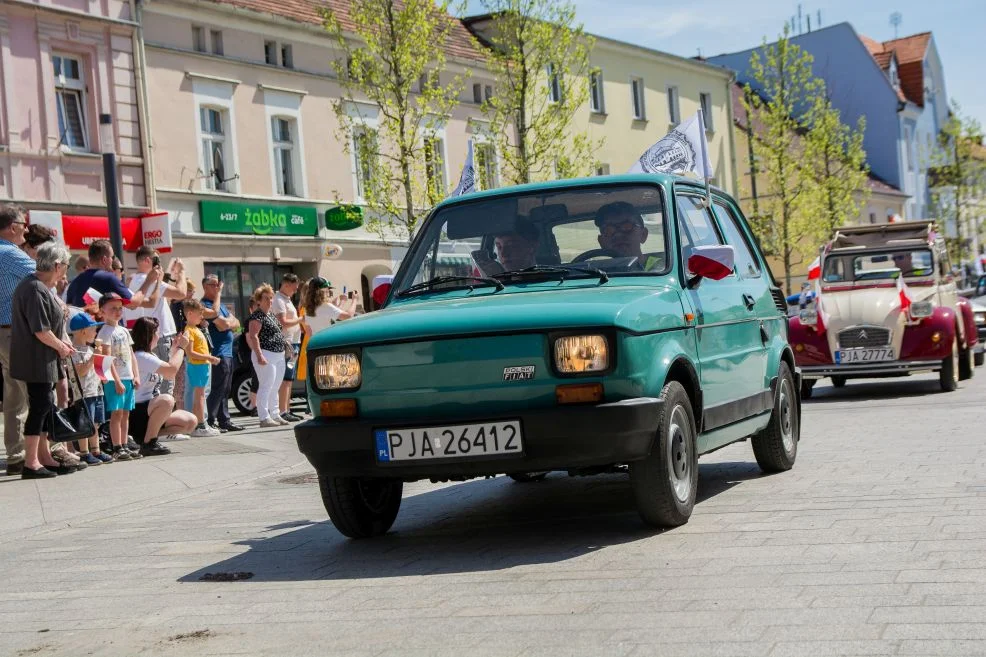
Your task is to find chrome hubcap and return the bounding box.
[779,378,795,454]
[667,405,692,502]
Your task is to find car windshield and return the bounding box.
[395,184,669,296]
[822,249,934,282]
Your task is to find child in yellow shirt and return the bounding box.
[182,299,221,436]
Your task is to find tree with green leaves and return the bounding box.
[802,96,870,236]
[474,0,600,185]
[324,0,469,241]
[742,28,823,291]
[930,101,986,264]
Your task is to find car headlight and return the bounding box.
[554,335,609,373]
[799,309,818,325]
[313,352,362,390]
[910,300,934,319]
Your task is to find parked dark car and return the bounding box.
[230,334,306,415]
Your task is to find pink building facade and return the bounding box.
[0,0,150,219]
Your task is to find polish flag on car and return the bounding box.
[687,246,734,281]
[807,256,821,281]
[92,354,115,383]
[83,288,102,306]
[897,274,913,314]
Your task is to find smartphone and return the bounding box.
[348,291,355,299]
[151,255,161,267]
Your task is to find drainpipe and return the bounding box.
[725,73,738,198]
[132,0,157,212]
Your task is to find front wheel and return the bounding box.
[975,350,985,367]
[830,376,847,388]
[940,340,959,392]
[800,379,815,399]
[752,362,799,473]
[508,472,549,483]
[318,475,403,539]
[629,381,697,528]
[231,370,257,415]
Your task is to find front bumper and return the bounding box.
[295,397,662,479]
[801,360,942,379]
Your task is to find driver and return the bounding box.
[594,201,662,270]
[892,251,913,275]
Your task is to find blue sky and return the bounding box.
[466,0,986,129]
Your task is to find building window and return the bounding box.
[192,26,206,53]
[200,106,229,191]
[630,77,645,120]
[869,212,876,223]
[904,126,914,172]
[281,44,293,69]
[424,135,446,202]
[667,85,680,125]
[473,83,483,104]
[271,117,297,196]
[889,60,899,88]
[210,30,224,55]
[589,69,604,113]
[700,92,713,131]
[547,64,562,103]
[352,127,378,201]
[53,54,89,151]
[595,164,610,176]
[265,40,277,65]
[484,85,493,102]
[474,142,498,190]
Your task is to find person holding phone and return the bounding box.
[300,277,356,335]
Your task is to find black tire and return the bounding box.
[800,379,815,400]
[975,351,985,367]
[508,472,549,483]
[752,361,799,473]
[318,475,403,539]
[959,345,974,381]
[629,381,697,528]
[940,339,959,392]
[231,370,257,416]
[830,376,847,388]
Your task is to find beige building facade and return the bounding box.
[580,37,737,194]
[141,0,493,316]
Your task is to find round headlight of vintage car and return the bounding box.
[799,308,818,325]
[553,335,609,374]
[909,300,934,319]
[313,352,362,390]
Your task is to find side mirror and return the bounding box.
[686,245,735,285]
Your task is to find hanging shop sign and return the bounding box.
[28,211,176,252]
[325,204,364,231]
[140,212,173,253]
[199,200,319,236]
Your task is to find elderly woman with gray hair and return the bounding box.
[9,241,75,478]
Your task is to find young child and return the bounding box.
[69,313,115,465]
[97,293,142,461]
[182,299,221,437]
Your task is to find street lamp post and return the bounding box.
[99,113,124,260]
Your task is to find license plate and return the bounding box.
[835,348,895,364]
[374,421,523,462]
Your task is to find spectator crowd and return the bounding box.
[0,203,361,479]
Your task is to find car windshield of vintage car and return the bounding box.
[396,184,668,296]
[823,249,934,282]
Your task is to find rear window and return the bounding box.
[823,249,934,282]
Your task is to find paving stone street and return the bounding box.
[1,373,985,657]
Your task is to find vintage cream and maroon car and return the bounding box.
[790,221,978,397]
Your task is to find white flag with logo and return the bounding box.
[629,110,714,180]
[450,140,476,197]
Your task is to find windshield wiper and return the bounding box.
[494,265,609,284]
[397,275,504,297]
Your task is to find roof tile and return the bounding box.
[858,31,930,106]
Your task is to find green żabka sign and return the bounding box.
[199,200,319,236]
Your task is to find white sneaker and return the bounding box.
[259,418,283,428]
[162,433,190,441]
[191,425,221,437]
[276,415,291,426]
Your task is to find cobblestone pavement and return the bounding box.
[1,373,985,657]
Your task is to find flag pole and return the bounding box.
[699,108,712,208]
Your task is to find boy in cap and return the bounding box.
[97,293,142,460]
[69,313,115,464]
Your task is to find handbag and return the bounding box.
[49,355,96,443]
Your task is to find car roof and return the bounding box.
[432,173,726,212]
[828,221,938,252]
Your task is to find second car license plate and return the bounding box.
[835,348,895,364]
[374,421,523,462]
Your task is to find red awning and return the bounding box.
[60,215,144,252]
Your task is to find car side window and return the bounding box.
[712,202,761,279]
[676,194,727,277]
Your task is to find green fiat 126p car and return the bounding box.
[295,174,801,538]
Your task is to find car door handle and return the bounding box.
[742,293,756,311]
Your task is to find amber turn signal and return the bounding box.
[555,383,603,405]
[320,399,358,418]
[931,332,942,344]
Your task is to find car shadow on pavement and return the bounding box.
[179,461,764,583]
[804,377,945,403]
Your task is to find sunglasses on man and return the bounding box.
[600,220,643,238]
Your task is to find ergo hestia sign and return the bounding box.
[199,200,318,236]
